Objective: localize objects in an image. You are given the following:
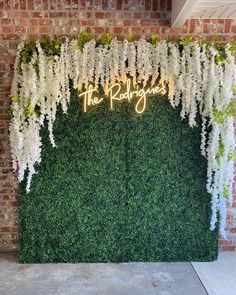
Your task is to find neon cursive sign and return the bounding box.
[79,79,167,114]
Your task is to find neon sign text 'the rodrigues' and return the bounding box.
[79,79,167,114]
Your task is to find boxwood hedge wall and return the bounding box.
[19,87,218,263]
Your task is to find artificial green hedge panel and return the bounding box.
[19,88,218,263]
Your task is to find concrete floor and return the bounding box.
[192,252,236,295]
[0,252,235,295]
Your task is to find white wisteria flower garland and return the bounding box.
[9,35,236,238]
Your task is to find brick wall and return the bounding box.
[0,0,236,252]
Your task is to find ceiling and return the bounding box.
[191,1,236,19]
[171,0,236,27]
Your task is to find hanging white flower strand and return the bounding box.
[9,35,236,238]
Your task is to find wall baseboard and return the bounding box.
[0,248,18,254]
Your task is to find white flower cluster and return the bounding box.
[10,38,236,238]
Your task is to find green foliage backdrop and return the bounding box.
[19,88,218,263]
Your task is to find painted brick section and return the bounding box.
[0,0,236,252]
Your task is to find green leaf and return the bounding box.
[215,46,227,63]
[228,151,236,161]
[24,97,31,105]
[11,95,20,104]
[126,32,135,43]
[225,100,236,117]
[215,55,223,63]
[228,41,236,53]
[148,34,159,47]
[232,86,236,95]
[97,33,113,46]
[24,104,35,118]
[39,37,61,57]
[165,36,171,43]
[215,138,225,166]
[213,107,224,124]
[6,110,13,120]
[33,59,39,78]
[223,183,229,199]
[77,31,93,51]
[179,36,193,46]
[28,105,35,113]
[211,35,220,42]
[200,40,209,46]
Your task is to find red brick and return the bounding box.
[27,0,34,10]
[231,25,236,33]
[203,23,211,34]
[189,19,195,33]
[39,18,53,26]
[225,19,231,33]
[77,19,85,26]
[57,0,65,10]
[67,11,79,18]
[219,240,228,246]
[153,0,159,11]
[87,20,94,26]
[141,20,151,26]
[102,0,108,10]
[160,0,166,10]
[124,20,131,26]
[131,27,141,34]
[2,26,11,33]
[150,27,160,34]
[132,19,140,26]
[158,19,169,26]
[1,34,20,40]
[20,0,26,10]
[232,202,236,208]
[13,18,29,26]
[116,0,122,10]
[105,11,115,19]
[216,21,224,33]
[1,19,12,26]
[0,227,10,233]
[87,11,92,18]
[13,239,19,244]
[39,26,49,34]
[113,27,123,34]
[49,12,66,18]
[30,19,38,26]
[15,26,27,33]
[11,201,18,207]
[150,12,161,19]
[124,12,132,19]
[4,0,11,10]
[145,0,152,10]
[95,12,105,18]
[133,12,142,19]
[13,11,29,18]
[43,0,49,10]
[32,11,49,18]
[94,27,104,34]
[167,0,171,10]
